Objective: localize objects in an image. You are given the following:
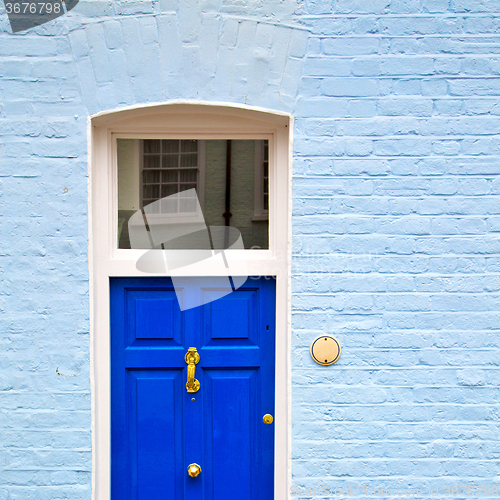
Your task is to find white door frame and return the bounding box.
[88,101,292,500]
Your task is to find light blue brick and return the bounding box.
[351,57,381,76]
[423,0,450,12]
[432,139,461,155]
[71,0,113,16]
[451,111,496,134]
[379,97,433,116]
[465,98,500,115]
[103,20,123,50]
[71,55,99,112]
[422,78,448,95]
[219,18,238,46]
[336,118,392,136]
[296,97,350,117]
[462,56,491,74]
[0,37,62,57]
[235,19,257,52]
[463,15,496,33]
[304,0,334,15]
[453,0,500,12]
[381,56,435,75]
[462,137,496,155]
[197,14,220,90]
[115,0,154,15]
[433,98,463,115]
[305,36,321,56]
[321,76,378,96]
[322,37,380,56]
[434,56,462,74]
[378,16,437,36]
[336,0,390,14]
[131,43,162,102]
[289,30,309,59]
[458,178,490,195]
[282,57,304,100]
[302,118,335,136]
[120,17,144,79]
[393,78,422,94]
[157,13,182,76]
[450,77,500,95]
[374,138,433,156]
[389,159,419,175]
[311,17,352,36]
[429,178,458,195]
[105,49,134,104]
[254,22,273,51]
[0,58,32,78]
[138,16,159,45]
[449,158,500,175]
[345,138,373,156]
[304,56,352,76]
[490,58,500,75]
[85,24,112,84]
[348,98,377,117]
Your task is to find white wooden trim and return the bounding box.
[89,102,292,500]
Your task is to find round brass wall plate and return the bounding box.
[310,335,341,366]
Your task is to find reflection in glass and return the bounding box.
[117,139,269,249]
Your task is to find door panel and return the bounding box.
[111,277,276,500]
[205,370,257,499]
[133,370,183,499]
[202,289,258,343]
[127,289,184,345]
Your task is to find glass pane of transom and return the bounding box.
[117,139,269,250]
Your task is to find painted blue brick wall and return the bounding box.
[0,0,499,498]
[292,3,500,498]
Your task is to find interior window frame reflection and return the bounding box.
[140,139,206,213]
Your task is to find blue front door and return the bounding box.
[110,277,276,499]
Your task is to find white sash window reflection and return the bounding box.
[142,139,200,211]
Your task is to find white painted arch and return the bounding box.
[89,102,293,499]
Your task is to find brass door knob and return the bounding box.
[187,463,201,477]
[263,414,273,424]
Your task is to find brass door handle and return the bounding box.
[185,347,200,393]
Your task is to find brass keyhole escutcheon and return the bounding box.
[263,414,273,424]
[187,463,202,477]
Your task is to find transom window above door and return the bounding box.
[117,138,270,250]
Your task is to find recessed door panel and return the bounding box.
[201,288,260,348]
[126,289,183,346]
[205,370,257,500]
[111,277,276,500]
[133,370,183,499]
[134,298,175,339]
